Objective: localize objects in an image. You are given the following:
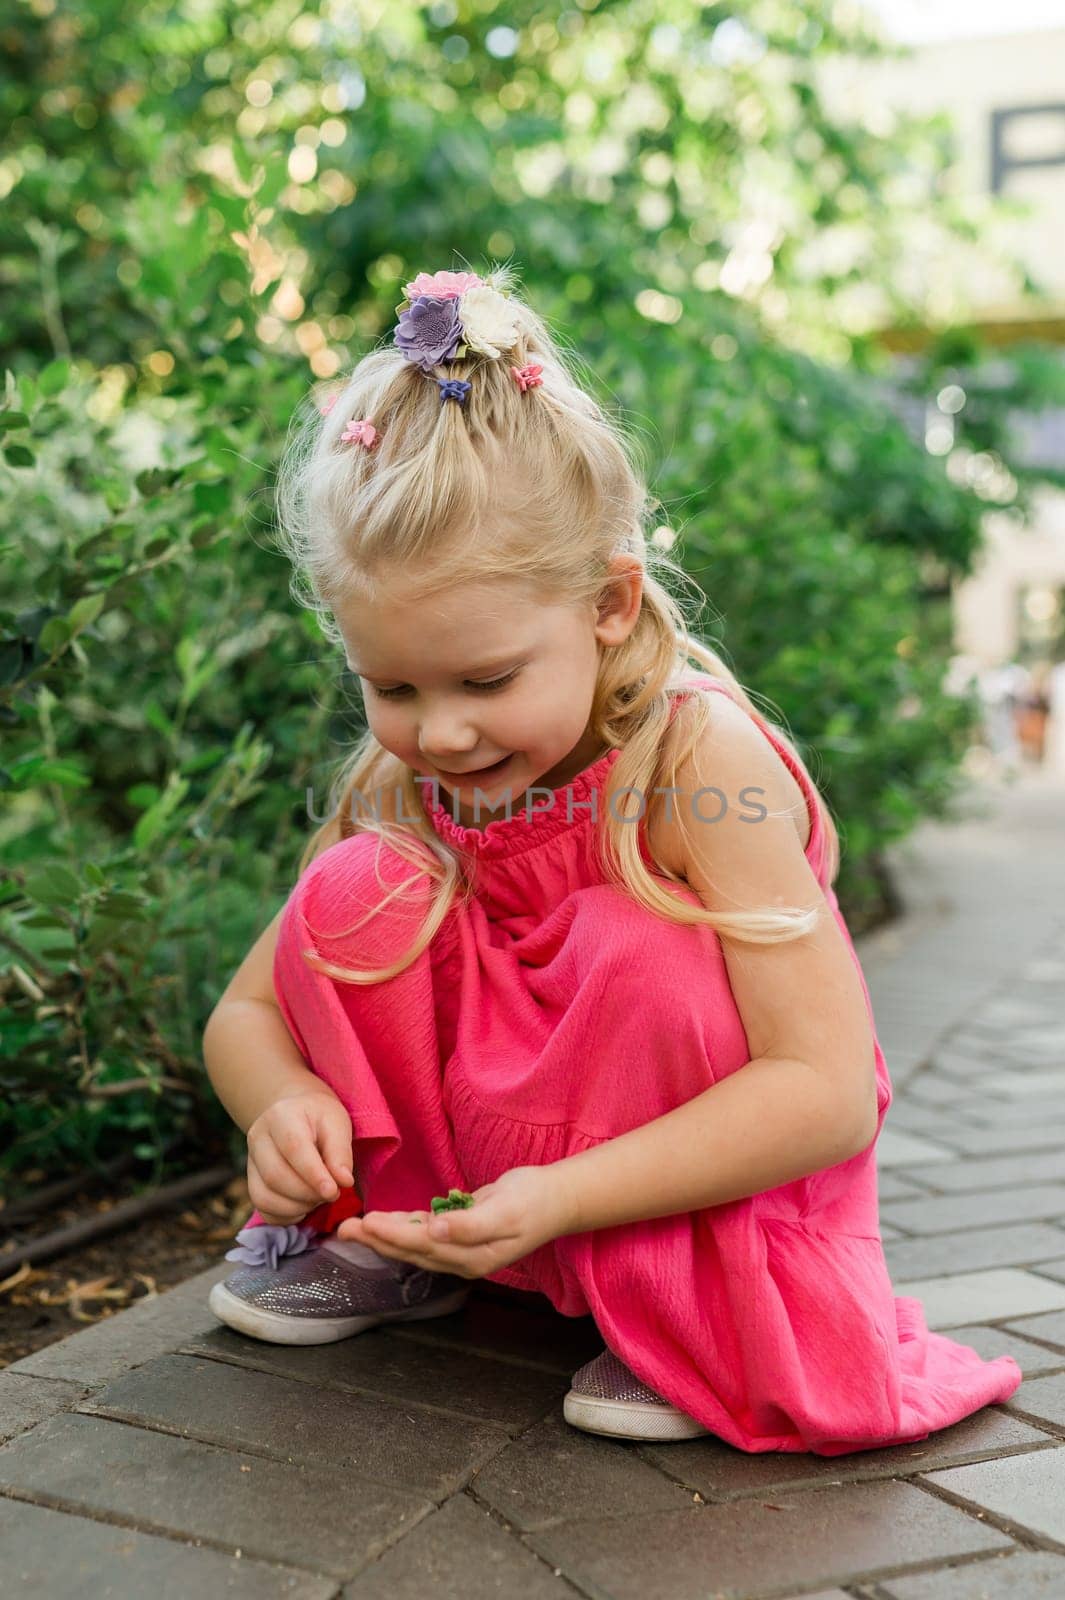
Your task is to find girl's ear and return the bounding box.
[595,559,643,641]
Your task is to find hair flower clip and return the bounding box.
[511,362,543,393]
[437,377,472,406]
[318,392,340,416]
[393,267,521,371]
[340,417,379,449]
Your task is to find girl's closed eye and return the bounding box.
[371,670,520,700]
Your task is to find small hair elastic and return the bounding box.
[340,417,378,449]
[437,377,472,406]
[511,362,543,393]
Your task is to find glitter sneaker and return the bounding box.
[563,1348,713,1441]
[208,1236,473,1346]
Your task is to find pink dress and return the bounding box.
[270,671,1022,1454]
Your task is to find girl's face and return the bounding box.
[336,567,641,827]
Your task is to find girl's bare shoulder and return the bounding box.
[646,686,810,877]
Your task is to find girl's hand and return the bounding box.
[246,1088,355,1225]
[336,1164,580,1280]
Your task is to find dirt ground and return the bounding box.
[0,1174,250,1368]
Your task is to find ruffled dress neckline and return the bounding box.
[423,744,623,861]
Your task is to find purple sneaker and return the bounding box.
[563,1348,712,1441]
[208,1237,472,1346]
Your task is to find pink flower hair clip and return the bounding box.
[340,417,379,450]
[318,392,340,416]
[511,362,543,394]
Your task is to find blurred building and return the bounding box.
[821,12,1065,770]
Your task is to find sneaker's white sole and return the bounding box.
[208,1280,472,1345]
[562,1390,712,1441]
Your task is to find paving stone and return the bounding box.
[382,1291,604,1375]
[879,1549,1065,1598]
[7,1263,228,1388]
[930,1055,1001,1082]
[82,1352,508,1496]
[877,1129,960,1168]
[964,1095,1065,1128]
[996,1023,1065,1055]
[181,1326,567,1430]
[906,1076,984,1109]
[931,1323,1065,1377]
[1000,1307,1065,1350]
[340,1491,567,1598]
[1026,958,1065,984]
[991,1069,1065,1099]
[878,1165,940,1200]
[882,1184,1065,1236]
[0,1372,86,1444]
[884,1224,1065,1282]
[883,1101,958,1138]
[890,1269,1065,1328]
[941,1121,1065,1157]
[0,1496,336,1599]
[923,1443,1065,1546]
[638,1406,1050,1501]
[1001,1371,1065,1430]
[468,1410,695,1531]
[892,1151,1065,1195]
[775,1593,851,1600]
[0,1411,428,1581]
[1031,1258,1065,1286]
[525,1479,1010,1600]
[974,994,1065,1029]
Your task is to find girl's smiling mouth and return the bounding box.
[436,754,512,782]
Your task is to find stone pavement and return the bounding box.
[2,764,1064,1598]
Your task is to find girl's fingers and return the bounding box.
[247,1156,312,1222]
[248,1142,322,1205]
[272,1126,340,1200]
[315,1112,355,1191]
[345,1212,482,1278]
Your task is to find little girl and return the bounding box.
[203,261,1022,1454]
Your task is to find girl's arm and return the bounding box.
[204,906,355,1220]
[553,1054,872,1235]
[553,696,879,1236]
[202,907,331,1131]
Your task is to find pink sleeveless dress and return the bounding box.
[269,671,1022,1455]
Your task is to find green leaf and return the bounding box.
[30,760,92,789]
[96,892,148,919]
[132,773,190,849]
[193,479,229,514]
[143,701,173,737]
[67,593,107,631]
[4,443,35,468]
[135,467,181,497]
[25,865,83,907]
[0,412,29,433]
[38,359,71,396]
[39,617,72,651]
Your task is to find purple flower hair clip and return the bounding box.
[225,1222,316,1271]
[395,296,465,372]
[437,377,472,406]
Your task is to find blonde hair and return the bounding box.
[274,261,841,985]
